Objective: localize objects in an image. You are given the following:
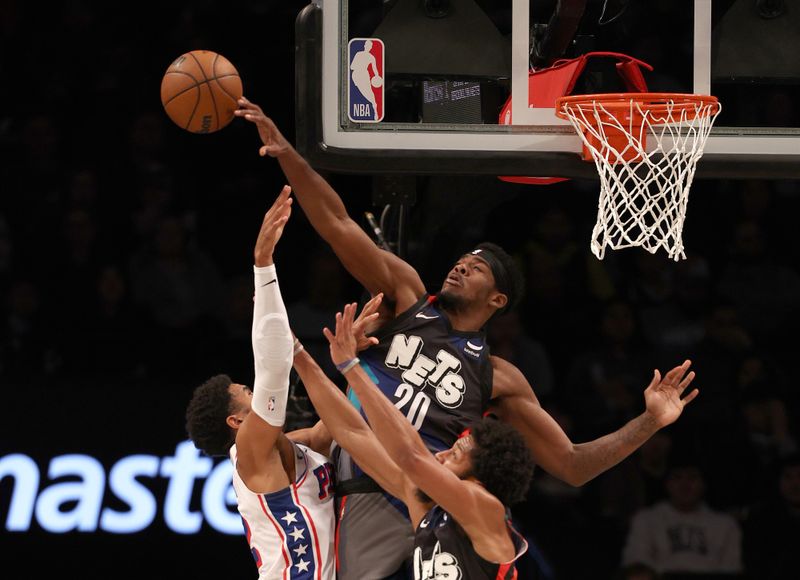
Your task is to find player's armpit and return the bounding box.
[488,355,541,403]
[489,356,581,485]
[234,423,292,494]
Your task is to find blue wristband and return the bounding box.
[336,357,360,374]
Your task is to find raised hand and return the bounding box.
[234,96,291,157]
[254,185,292,267]
[323,303,360,366]
[353,293,383,352]
[643,360,699,428]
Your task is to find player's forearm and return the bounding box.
[293,351,371,445]
[274,147,351,238]
[343,365,429,468]
[294,351,408,497]
[250,264,293,426]
[568,412,660,486]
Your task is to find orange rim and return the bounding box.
[555,92,720,122]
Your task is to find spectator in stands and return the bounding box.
[621,453,743,576]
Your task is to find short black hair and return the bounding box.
[185,374,236,457]
[469,417,534,506]
[472,242,525,315]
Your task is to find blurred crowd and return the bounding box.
[1,1,799,579]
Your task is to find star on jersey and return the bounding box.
[281,511,298,525]
[289,526,306,541]
[293,544,308,557]
[295,559,310,573]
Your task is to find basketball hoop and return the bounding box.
[556,93,721,261]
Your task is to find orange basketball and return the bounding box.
[160,50,243,134]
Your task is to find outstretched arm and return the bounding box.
[234,187,296,491]
[324,304,508,533]
[234,97,424,314]
[489,357,698,486]
[291,293,410,499]
[292,352,410,501]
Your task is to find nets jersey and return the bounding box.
[333,295,495,579]
[413,505,528,580]
[355,294,493,451]
[230,442,336,580]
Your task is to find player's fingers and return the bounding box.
[677,370,696,393]
[259,145,268,157]
[646,369,661,390]
[335,311,344,337]
[363,293,383,313]
[268,186,291,208]
[663,360,690,385]
[681,388,700,406]
[273,213,290,239]
[322,327,334,343]
[272,199,293,222]
[344,303,356,327]
[264,200,291,230]
[265,193,290,218]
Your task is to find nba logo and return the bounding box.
[348,38,384,123]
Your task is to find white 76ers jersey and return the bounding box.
[230,442,336,580]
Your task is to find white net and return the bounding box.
[558,94,721,261]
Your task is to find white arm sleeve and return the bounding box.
[250,264,293,427]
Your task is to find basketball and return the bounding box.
[160,50,243,134]
[371,75,383,88]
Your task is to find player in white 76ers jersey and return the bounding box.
[186,188,383,579]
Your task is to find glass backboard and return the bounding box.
[294,0,800,178]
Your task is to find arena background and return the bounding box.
[1,2,799,579]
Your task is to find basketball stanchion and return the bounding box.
[555,93,721,261]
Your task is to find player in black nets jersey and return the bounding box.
[235,97,700,579]
[294,300,534,580]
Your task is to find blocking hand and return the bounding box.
[235,96,291,158]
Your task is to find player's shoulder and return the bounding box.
[489,355,526,381]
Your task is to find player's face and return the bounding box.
[434,435,475,479]
[439,254,497,306]
[228,383,253,424]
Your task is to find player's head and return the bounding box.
[438,242,523,320]
[364,39,373,50]
[185,374,252,456]
[434,417,534,506]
